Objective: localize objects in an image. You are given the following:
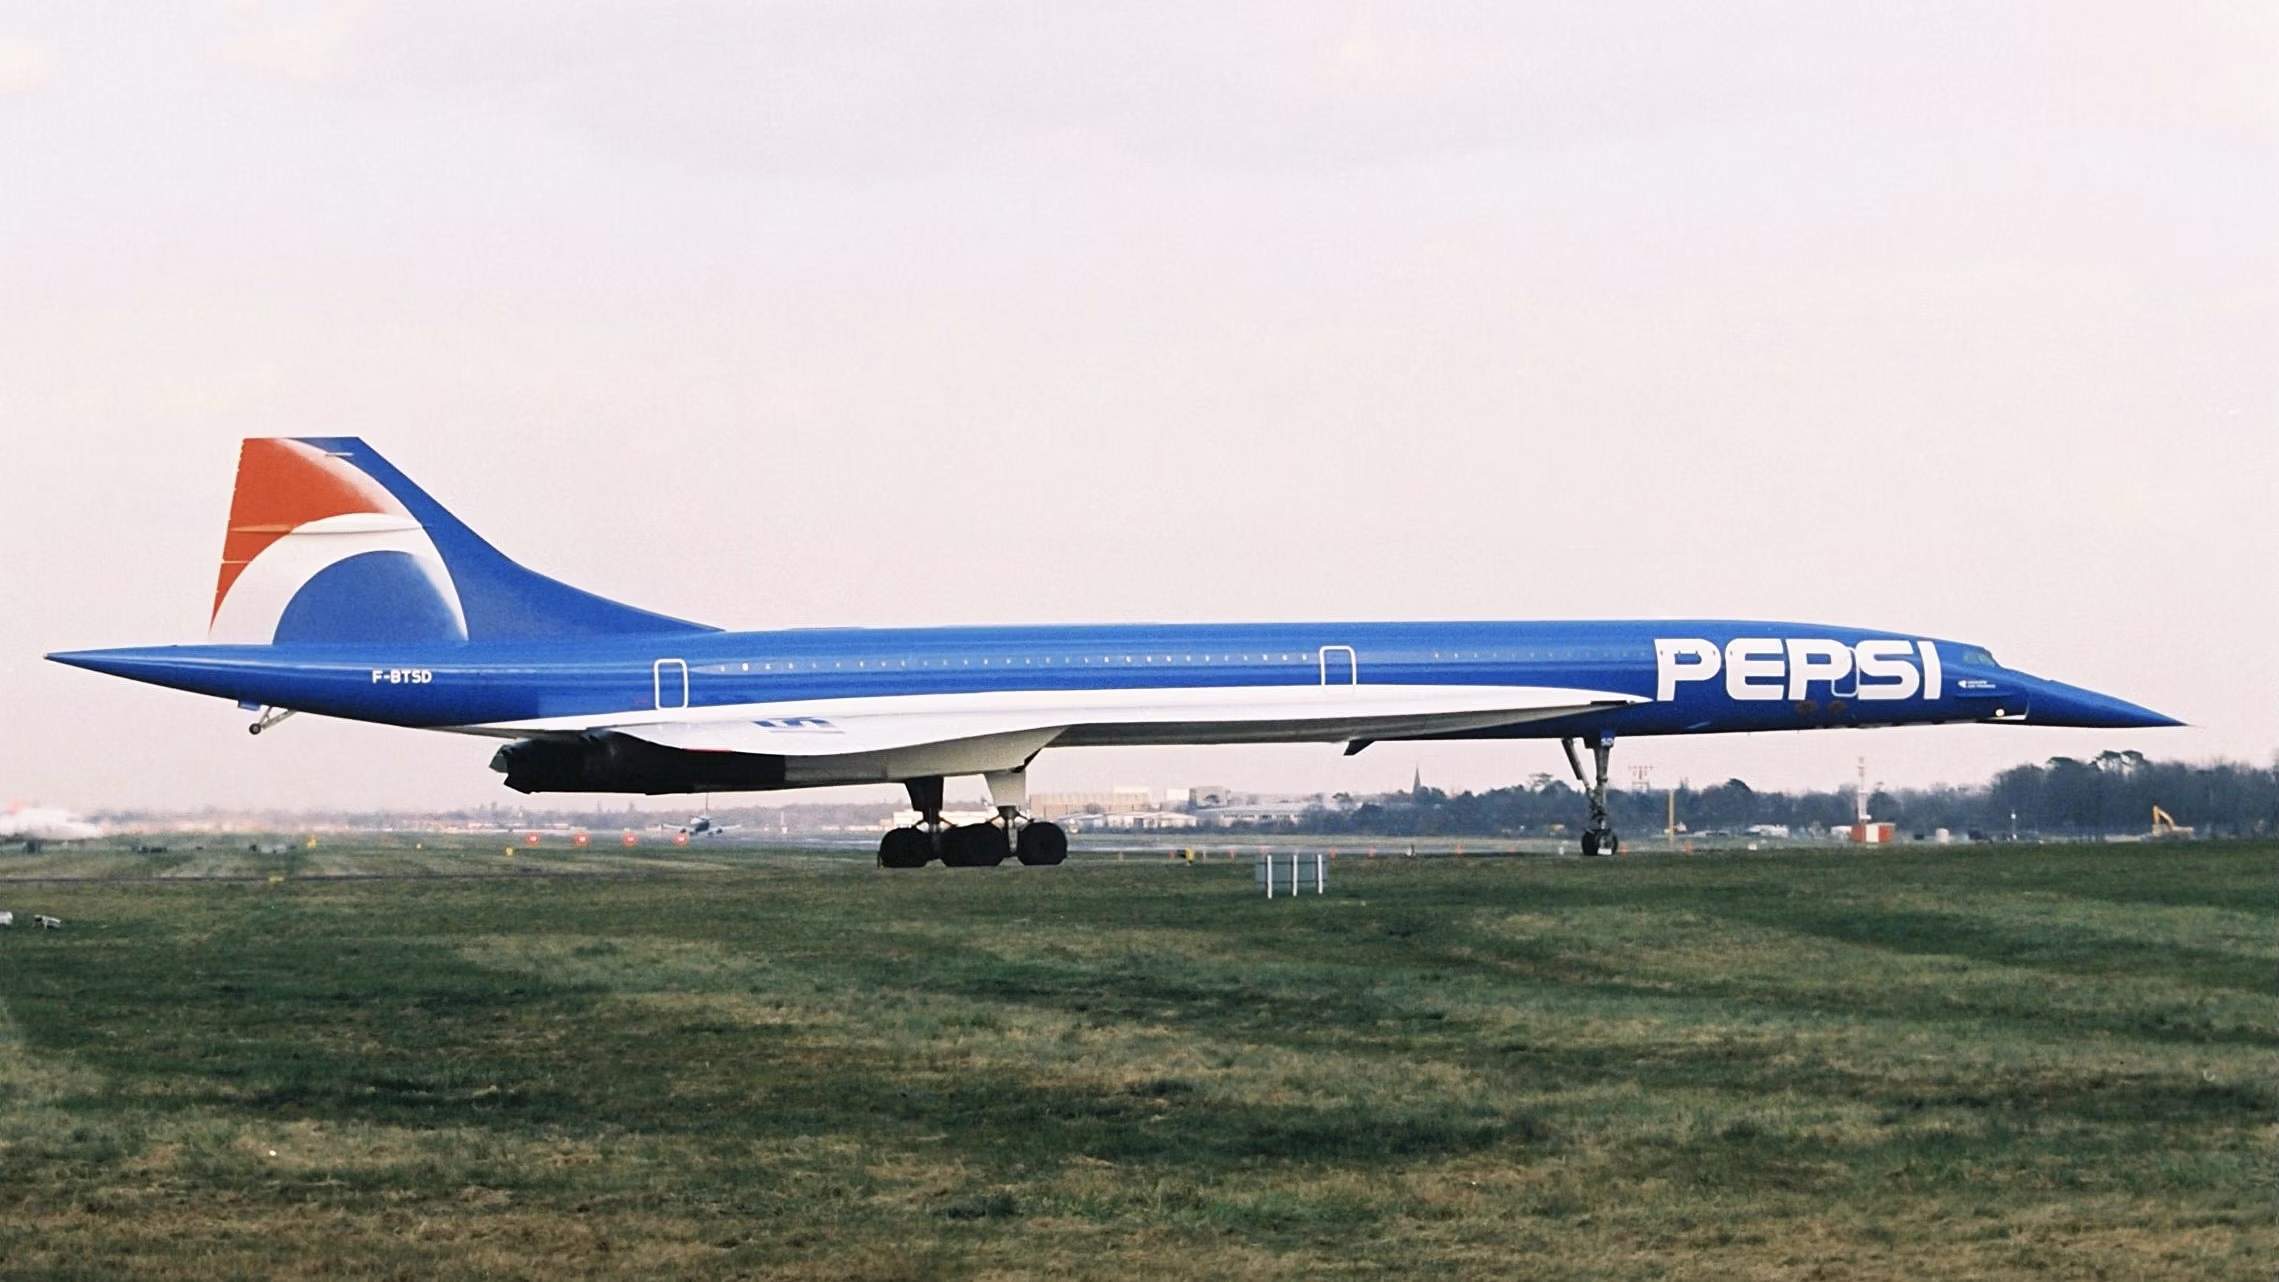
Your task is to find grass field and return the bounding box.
[0,841,2272,1280]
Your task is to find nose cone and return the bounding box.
[2015,675,2183,729]
[47,647,189,683]
[45,647,253,703]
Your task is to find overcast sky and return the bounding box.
[2,2,2272,813]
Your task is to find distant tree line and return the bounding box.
[1293,752,2279,840]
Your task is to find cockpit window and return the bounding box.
[1957,647,1997,668]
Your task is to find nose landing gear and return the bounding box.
[1563,734,1621,857]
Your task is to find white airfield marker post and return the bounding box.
[1257,851,1327,898]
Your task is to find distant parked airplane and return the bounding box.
[0,804,102,853]
[51,440,2179,867]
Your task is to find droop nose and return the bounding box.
[2013,676,2183,729]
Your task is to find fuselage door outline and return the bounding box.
[653,658,689,711]
[1318,645,1358,687]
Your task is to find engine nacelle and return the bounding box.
[490,734,787,795]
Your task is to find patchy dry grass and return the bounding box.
[0,841,2272,1279]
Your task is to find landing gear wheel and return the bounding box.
[1016,822,1068,866]
[938,827,972,867]
[943,824,1011,868]
[1563,736,1621,860]
[878,828,932,869]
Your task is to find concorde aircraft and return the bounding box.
[49,439,2179,868]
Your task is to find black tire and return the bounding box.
[1016,822,1069,866]
[1603,832,1621,857]
[936,827,969,867]
[945,824,1010,868]
[878,827,932,869]
[1580,830,1601,858]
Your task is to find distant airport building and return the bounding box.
[1063,810,1199,832]
[1033,787,1156,820]
[1196,802,1317,827]
[884,808,1000,832]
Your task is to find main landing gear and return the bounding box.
[876,773,1068,870]
[1562,733,1621,858]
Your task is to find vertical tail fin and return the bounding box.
[209,438,711,645]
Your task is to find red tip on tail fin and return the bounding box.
[212,439,401,624]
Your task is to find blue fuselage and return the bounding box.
[51,618,2173,738]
